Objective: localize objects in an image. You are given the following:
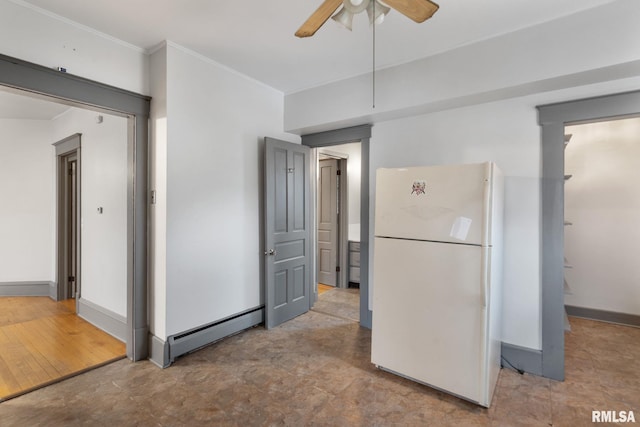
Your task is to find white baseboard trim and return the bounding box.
[0,281,53,297]
[77,298,127,342]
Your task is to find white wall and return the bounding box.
[564,118,640,316]
[52,108,128,317]
[0,119,54,282]
[161,43,299,337]
[0,0,148,95]
[370,99,542,350]
[285,0,640,134]
[149,45,168,339]
[0,108,127,319]
[319,142,362,241]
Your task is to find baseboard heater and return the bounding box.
[167,305,264,364]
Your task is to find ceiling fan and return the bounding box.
[295,0,439,38]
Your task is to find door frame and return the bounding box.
[0,53,151,361]
[53,134,81,304]
[302,124,372,328]
[537,89,640,381]
[317,151,349,288]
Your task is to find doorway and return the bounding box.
[563,117,640,327]
[304,128,369,325]
[538,89,640,381]
[317,154,349,289]
[55,134,81,306]
[315,148,360,322]
[0,53,150,360]
[0,107,130,400]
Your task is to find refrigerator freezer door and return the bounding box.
[371,237,488,405]
[375,163,492,245]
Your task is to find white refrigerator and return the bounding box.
[371,162,504,407]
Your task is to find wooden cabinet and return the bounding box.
[348,241,360,286]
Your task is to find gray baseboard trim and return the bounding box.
[149,335,170,368]
[78,298,127,342]
[132,326,150,361]
[0,281,53,297]
[501,342,543,376]
[167,306,264,364]
[565,305,640,328]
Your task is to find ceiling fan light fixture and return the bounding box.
[366,0,390,25]
[331,7,354,31]
[342,0,370,14]
[294,0,439,38]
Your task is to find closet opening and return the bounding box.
[563,117,640,329]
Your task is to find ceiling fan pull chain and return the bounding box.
[372,0,376,109]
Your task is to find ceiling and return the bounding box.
[0,0,619,120]
[16,0,617,94]
[0,89,70,120]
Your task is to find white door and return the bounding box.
[371,237,488,404]
[375,163,492,245]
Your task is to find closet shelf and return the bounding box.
[564,134,572,147]
[563,135,573,334]
[564,279,573,295]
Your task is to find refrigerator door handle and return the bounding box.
[481,249,489,309]
[480,254,491,308]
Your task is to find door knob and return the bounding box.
[264,248,277,256]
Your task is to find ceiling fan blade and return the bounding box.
[382,0,439,23]
[295,0,343,38]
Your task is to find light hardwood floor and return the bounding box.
[317,284,333,295]
[0,296,125,401]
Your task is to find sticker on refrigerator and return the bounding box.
[411,180,427,195]
[450,216,473,241]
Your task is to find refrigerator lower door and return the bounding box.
[372,237,489,405]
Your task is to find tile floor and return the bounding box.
[312,287,360,322]
[0,297,638,426]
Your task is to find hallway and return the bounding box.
[312,286,359,322]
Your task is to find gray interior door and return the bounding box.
[264,137,311,329]
[317,158,339,286]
